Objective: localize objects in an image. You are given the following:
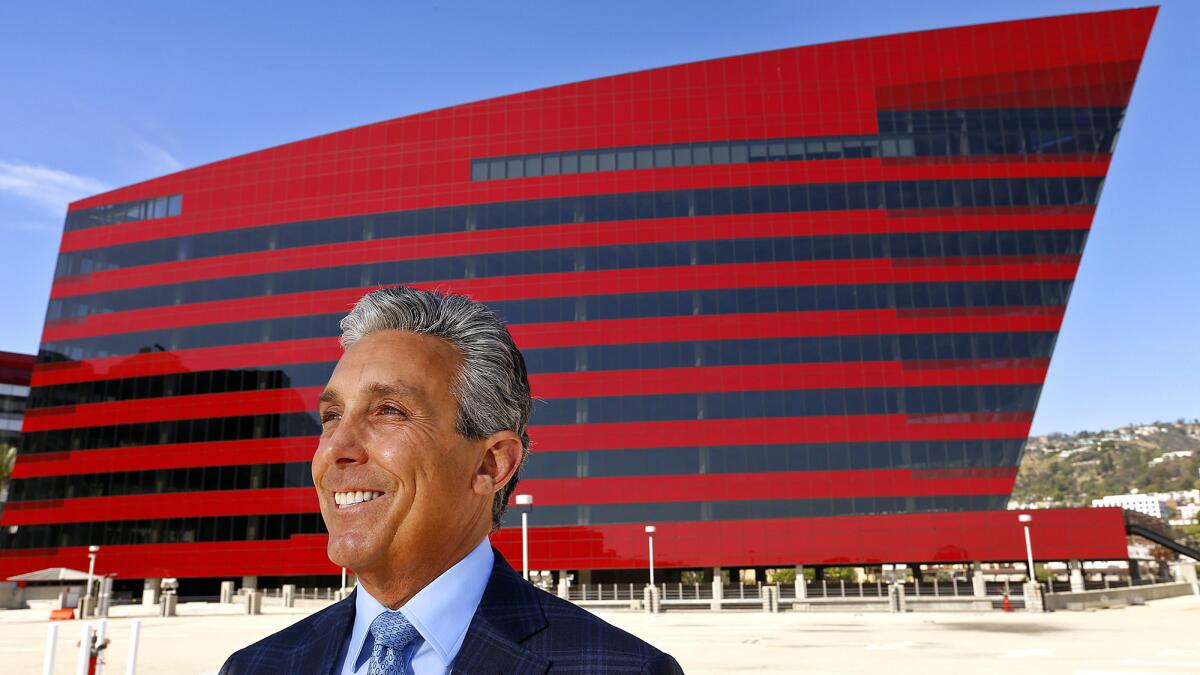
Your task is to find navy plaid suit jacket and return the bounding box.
[220,550,684,674]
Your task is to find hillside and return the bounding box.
[1011,420,1200,507]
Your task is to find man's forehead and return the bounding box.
[320,379,433,402]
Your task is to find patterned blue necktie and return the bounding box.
[368,610,420,675]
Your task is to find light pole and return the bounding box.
[85,545,100,600]
[516,494,534,580]
[645,526,656,587]
[1018,514,1035,582]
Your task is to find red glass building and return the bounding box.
[0,8,1155,588]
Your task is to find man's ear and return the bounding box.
[473,431,523,496]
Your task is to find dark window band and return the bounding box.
[20,412,320,455]
[526,493,1009,527]
[0,493,1006,549]
[6,462,313,502]
[8,438,1024,502]
[50,229,1088,319]
[65,195,182,233]
[29,330,1057,410]
[530,384,1040,426]
[55,177,1103,278]
[523,439,1026,480]
[471,107,1124,182]
[21,383,1036,454]
[40,279,1074,362]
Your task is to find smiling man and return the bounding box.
[220,286,682,675]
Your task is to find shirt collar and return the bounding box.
[349,537,494,669]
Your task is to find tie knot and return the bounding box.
[370,610,419,651]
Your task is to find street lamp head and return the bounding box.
[1018,514,1033,524]
[88,545,101,553]
[644,525,656,534]
[515,494,533,506]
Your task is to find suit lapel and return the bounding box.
[452,550,551,675]
[289,588,358,675]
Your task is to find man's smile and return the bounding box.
[333,490,387,508]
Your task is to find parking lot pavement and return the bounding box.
[1,594,1197,674]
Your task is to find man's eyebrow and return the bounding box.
[364,381,431,405]
[318,389,340,405]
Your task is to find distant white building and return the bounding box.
[1148,450,1194,466]
[1091,492,1169,520]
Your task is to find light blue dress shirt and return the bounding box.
[338,538,494,675]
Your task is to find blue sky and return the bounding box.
[0,1,1195,435]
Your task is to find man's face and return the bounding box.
[312,330,492,575]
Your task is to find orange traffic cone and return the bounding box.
[1002,593,1012,612]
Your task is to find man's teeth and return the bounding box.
[334,491,383,507]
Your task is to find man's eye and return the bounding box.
[378,405,406,416]
[320,411,341,423]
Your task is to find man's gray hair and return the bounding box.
[338,286,532,530]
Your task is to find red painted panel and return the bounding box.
[0,508,1130,578]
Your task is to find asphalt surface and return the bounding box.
[1,594,1197,674]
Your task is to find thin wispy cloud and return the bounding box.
[132,138,184,175]
[0,160,110,215]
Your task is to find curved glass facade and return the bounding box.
[0,8,1155,579]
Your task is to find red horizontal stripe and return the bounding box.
[23,359,1046,432]
[1,487,316,526]
[59,160,1108,254]
[517,469,1017,506]
[10,438,316,479]
[32,309,1065,387]
[42,258,1079,342]
[1,469,1017,525]
[51,210,1093,299]
[0,508,1129,577]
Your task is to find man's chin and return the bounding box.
[326,531,380,571]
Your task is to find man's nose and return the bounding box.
[321,416,369,466]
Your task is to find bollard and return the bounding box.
[1022,581,1045,613]
[710,577,723,611]
[98,577,113,618]
[125,619,141,675]
[158,593,177,617]
[220,581,235,604]
[42,623,58,675]
[887,582,907,612]
[76,622,93,675]
[282,584,296,608]
[642,585,661,614]
[246,589,263,615]
[761,585,779,613]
